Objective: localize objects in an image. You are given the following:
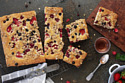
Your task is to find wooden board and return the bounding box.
[86,0,125,52]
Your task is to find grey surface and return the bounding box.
[0,0,124,83]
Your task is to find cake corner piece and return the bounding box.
[0,11,45,67]
[94,7,118,29]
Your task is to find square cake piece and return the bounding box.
[44,7,64,60]
[63,45,87,67]
[0,11,45,67]
[65,19,89,43]
[94,7,118,29]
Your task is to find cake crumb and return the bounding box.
[61,77,63,80]
[89,9,93,10]
[38,8,41,10]
[83,14,86,17]
[70,17,72,19]
[25,2,28,8]
[73,80,77,83]
[78,45,80,48]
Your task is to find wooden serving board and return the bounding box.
[86,0,125,52]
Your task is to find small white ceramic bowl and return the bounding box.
[108,64,125,83]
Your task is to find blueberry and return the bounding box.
[47,26,49,29]
[33,40,36,43]
[38,39,40,42]
[29,37,32,40]
[75,33,77,35]
[6,18,9,21]
[72,61,75,64]
[12,52,14,55]
[18,33,21,36]
[25,29,29,32]
[79,51,82,55]
[54,40,56,43]
[102,22,106,25]
[20,38,22,40]
[72,36,74,38]
[59,13,62,16]
[101,9,104,12]
[74,25,77,29]
[3,20,6,23]
[15,63,18,66]
[30,32,34,36]
[26,19,30,21]
[16,30,18,33]
[32,30,36,33]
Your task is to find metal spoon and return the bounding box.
[86,54,109,81]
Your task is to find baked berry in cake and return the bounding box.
[94,7,118,29]
[65,19,89,43]
[63,45,87,67]
[0,11,45,67]
[44,7,64,60]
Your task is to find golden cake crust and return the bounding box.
[0,11,45,67]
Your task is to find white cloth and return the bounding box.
[46,77,54,83]
[1,63,47,83]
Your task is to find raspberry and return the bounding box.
[79,29,85,35]
[66,81,71,83]
[66,19,70,22]
[112,51,117,55]
[30,16,36,25]
[114,28,118,33]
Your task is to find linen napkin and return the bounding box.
[1,63,48,83]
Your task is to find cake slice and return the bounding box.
[0,11,45,67]
[63,45,87,67]
[65,19,89,43]
[44,7,64,60]
[94,7,118,29]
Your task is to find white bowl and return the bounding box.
[108,64,125,83]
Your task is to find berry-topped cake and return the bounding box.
[94,7,118,29]
[44,7,64,60]
[0,11,45,67]
[65,19,89,43]
[63,45,87,67]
